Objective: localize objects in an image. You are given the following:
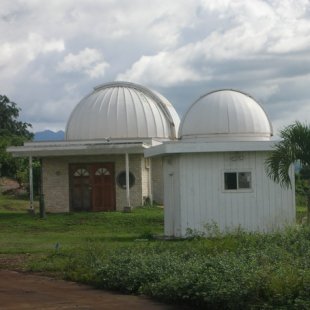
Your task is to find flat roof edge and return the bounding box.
[144,141,277,157]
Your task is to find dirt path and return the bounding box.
[0,270,176,309]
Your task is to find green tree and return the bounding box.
[0,95,33,177]
[295,167,310,209]
[265,121,310,223]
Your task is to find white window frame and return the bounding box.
[223,170,253,193]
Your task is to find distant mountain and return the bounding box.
[34,130,65,141]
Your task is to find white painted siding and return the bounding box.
[164,151,295,237]
[163,156,181,236]
[151,157,164,204]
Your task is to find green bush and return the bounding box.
[62,226,310,309]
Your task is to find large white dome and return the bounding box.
[65,81,180,140]
[180,89,273,141]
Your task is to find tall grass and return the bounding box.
[0,194,309,308]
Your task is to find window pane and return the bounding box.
[116,171,135,189]
[224,172,237,190]
[73,168,89,177]
[238,172,251,189]
[95,168,110,176]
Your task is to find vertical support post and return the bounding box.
[148,158,153,206]
[125,152,131,208]
[29,155,34,213]
[39,158,46,218]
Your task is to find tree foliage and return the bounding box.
[0,95,33,177]
[0,95,33,138]
[265,121,310,188]
[266,121,310,224]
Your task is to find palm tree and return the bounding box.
[266,121,310,224]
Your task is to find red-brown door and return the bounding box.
[70,165,91,211]
[70,163,116,212]
[91,163,115,211]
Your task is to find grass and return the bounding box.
[0,193,309,309]
[0,200,163,255]
[0,193,39,213]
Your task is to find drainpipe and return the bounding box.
[124,152,131,211]
[29,155,34,214]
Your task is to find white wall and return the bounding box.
[163,151,295,237]
[163,156,181,236]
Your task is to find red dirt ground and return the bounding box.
[0,270,177,310]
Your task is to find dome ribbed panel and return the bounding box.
[152,91,180,134]
[65,81,180,140]
[180,90,273,141]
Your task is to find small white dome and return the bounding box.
[180,89,273,141]
[65,81,180,140]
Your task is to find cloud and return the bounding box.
[118,0,310,89]
[118,50,203,87]
[1,0,310,132]
[0,33,64,67]
[57,48,109,78]
[23,95,80,132]
[0,32,64,93]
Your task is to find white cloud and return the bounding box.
[118,50,203,86]
[0,33,64,67]
[118,0,310,86]
[1,0,310,131]
[0,32,64,93]
[57,48,109,78]
[272,99,310,137]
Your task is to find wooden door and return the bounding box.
[70,165,91,211]
[70,163,116,212]
[91,163,115,211]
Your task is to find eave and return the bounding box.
[144,140,278,158]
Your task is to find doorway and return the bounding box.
[69,163,116,211]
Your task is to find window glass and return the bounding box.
[95,167,110,176]
[238,172,251,189]
[224,172,237,190]
[116,171,135,189]
[73,168,89,177]
[224,172,251,190]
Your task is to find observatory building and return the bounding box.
[145,90,295,236]
[9,81,180,212]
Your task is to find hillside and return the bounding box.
[34,130,64,141]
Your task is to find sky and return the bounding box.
[1,0,310,136]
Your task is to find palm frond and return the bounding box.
[265,121,310,188]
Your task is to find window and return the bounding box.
[224,172,251,190]
[95,167,110,176]
[73,168,89,177]
[116,171,135,189]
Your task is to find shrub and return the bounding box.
[62,226,310,309]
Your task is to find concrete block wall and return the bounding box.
[117,154,144,209]
[42,158,70,213]
[42,154,146,213]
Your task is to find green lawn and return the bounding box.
[0,198,163,255]
[0,194,309,309]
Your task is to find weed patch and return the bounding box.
[0,196,309,309]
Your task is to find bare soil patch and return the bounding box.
[0,269,176,310]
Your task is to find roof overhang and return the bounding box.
[144,140,278,158]
[7,140,151,158]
